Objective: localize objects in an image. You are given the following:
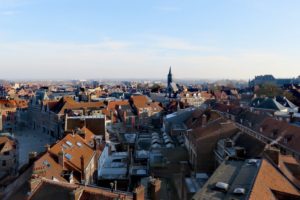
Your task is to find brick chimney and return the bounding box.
[45,144,51,152]
[65,114,68,131]
[148,177,161,200]
[28,152,38,164]
[265,147,280,166]
[80,155,85,184]
[58,150,65,169]
[133,185,145,200]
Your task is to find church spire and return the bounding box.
[167,66,173,98]
[168,66,173,87]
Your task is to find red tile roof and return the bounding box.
[49,134,95,170]
[28,178,133,200]
[250,159,300,200]
[258,118,300,153]
[130,95,149,109]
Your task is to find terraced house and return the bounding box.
[28,91,105,138]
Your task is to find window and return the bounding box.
[76,142,82,147]
[66,141,73,147]
[2,160,7,166]
[4,151,9,156]
[65,153,72,160]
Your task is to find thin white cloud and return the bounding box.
[0,10,18,15]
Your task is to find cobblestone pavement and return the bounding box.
[12,127,56,168]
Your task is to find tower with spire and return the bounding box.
[167,66,173,98]
[168,66,173,87]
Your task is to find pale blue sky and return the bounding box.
[0,0,300,80]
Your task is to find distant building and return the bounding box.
[0,99,28,132]
[250,96,298,120]
[214,132,266,165]
[249,74,300,87]
[167,67,179,98]
[28,96,105,138]
[129,95,163,126]
[163,107,195,135]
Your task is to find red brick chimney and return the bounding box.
[133,185,145,200]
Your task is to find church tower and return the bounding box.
[167,66,173,87]
[167,66,173,98]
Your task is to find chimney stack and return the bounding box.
[202,114,207,127]
[65,114,68,132]
[148,177,161,200]
[265,147,280,166]
[114,180,117,191]
[28,152,38,164]
[133,184,145,200]
[45,144,51,152]
[80,155,85,184]
[58,149,65,169]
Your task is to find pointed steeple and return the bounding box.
[168,66,173,85]
[167,66,173,98]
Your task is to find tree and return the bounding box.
[283,90,296,102]
[151,84,162,93]
[255,83,283,97]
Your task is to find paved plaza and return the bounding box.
[13,127,56,168]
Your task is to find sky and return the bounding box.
[0,0,300,80]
